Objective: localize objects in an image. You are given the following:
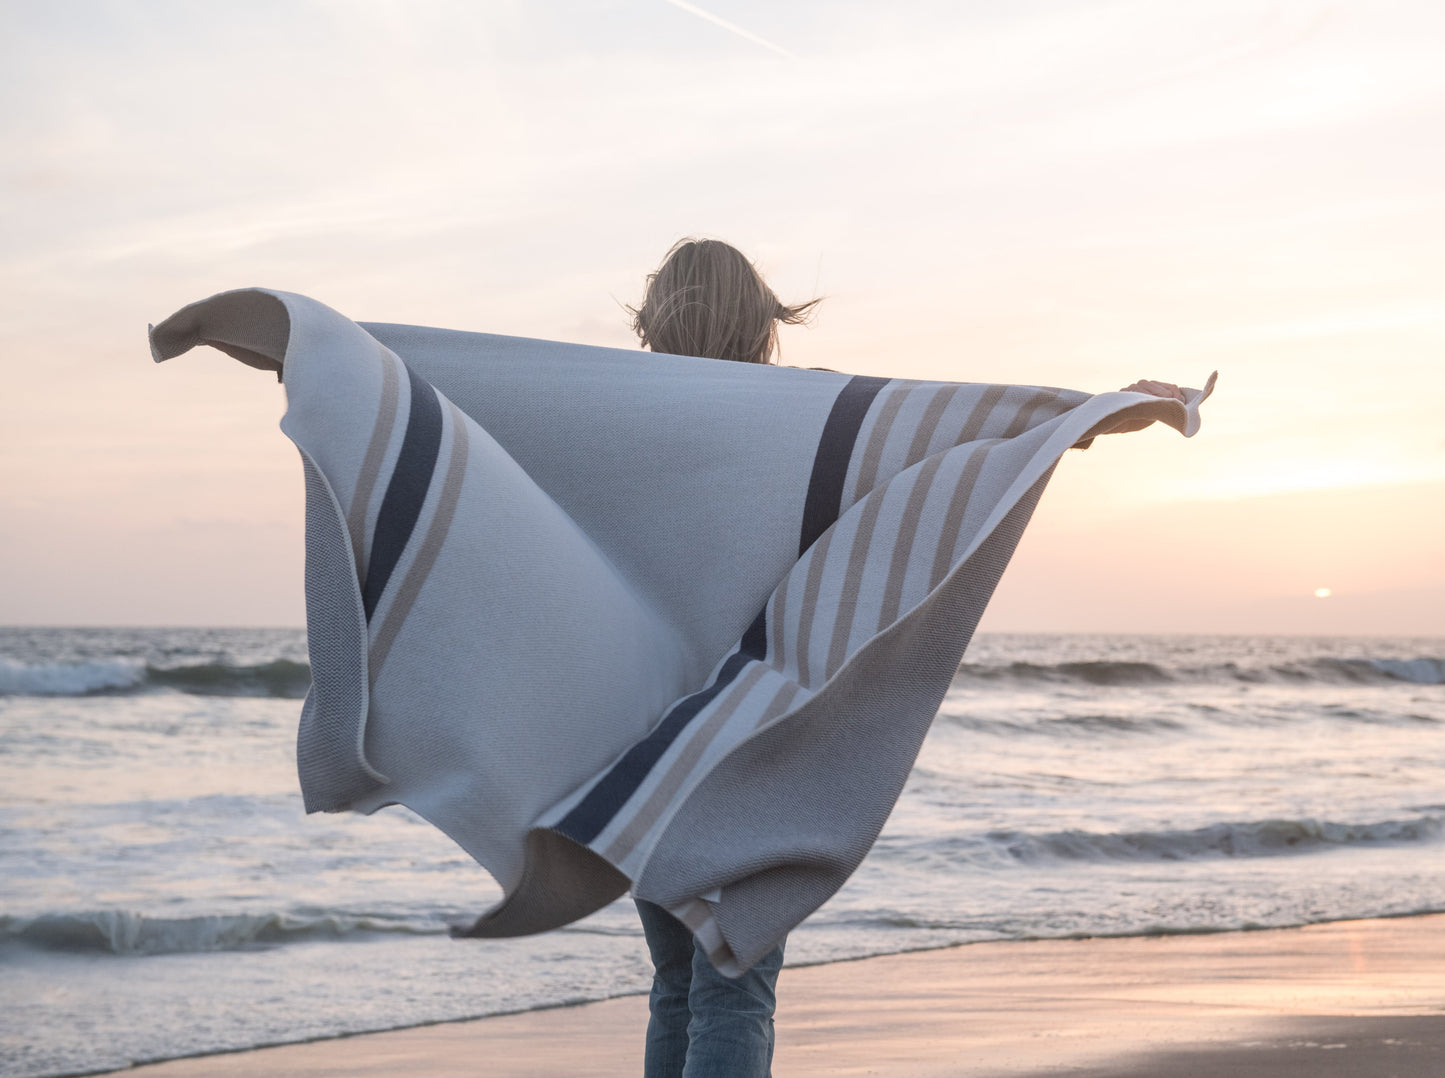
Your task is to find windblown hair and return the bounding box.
[629,238,820,365]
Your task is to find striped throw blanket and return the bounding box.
[150,288,1213,974]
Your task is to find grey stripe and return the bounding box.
[955,384,1007,445]
[767,570,791,675]
[850,385,909,503]
[792,527,835,688]
[901,385,961,469]
[753,681,804,730]
[876,452,947,631]
[602,662,771,863]
[998,387,1063,439]
[824,486,887,680]
[347,346,402,574]
[929,443,994,589]
[368,401,470,680]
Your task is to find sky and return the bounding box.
[1,0,1442,634]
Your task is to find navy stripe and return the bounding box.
[361,364,444,620]
[798,375,890,556]
[555,633,761,846]
[556,377,888,846]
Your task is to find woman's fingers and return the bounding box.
[1121,379,1185,400]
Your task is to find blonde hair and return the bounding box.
[629,238,820,365]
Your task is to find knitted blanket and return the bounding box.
[150,288,1214,974]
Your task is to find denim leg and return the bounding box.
[681,935,785,1078]
[637,900,694,1078]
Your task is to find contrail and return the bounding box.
[661,0,799,60]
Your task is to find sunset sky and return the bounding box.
[2,0,1441,634]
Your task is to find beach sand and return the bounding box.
[116,914,1445,1077]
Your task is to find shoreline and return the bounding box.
[104,912,1445,1077]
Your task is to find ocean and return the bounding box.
[2,628,1442,1078]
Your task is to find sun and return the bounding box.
[1314,587,1333,599]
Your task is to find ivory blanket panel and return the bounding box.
[150,288,1214,975]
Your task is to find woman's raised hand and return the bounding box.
[1100,379,1186,435]
[1120,379,1185,401]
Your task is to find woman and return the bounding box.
[627,237,815,1078]
[627,238,1183,1078]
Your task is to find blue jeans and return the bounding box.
[636,899,785,1078]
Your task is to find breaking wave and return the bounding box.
[0,909,444,956]
[973,814,1445,866]
[0,658,311,698]
[954,656,1445,687]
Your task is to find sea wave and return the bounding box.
[0,657,146,695]
[954,656,1445,687]
[1368,657,1445,684]
[976,814,1445,866]
[3,651,1439,699]
[0,909,445,956]
[0,658,311,698]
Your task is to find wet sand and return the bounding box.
[114,914,1445,1077]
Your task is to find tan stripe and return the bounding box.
[998,387,1063,439]
[753,681,804,730]
[923,389,1064,594]
[929,443,993,589]
[901,384,961,469]
[876,452,947,631]
[955,384,1007,445]
[918,384,1015,590]
[792,527,834,688]
[347,345,401,575]
[767,570,791,674]
[850,384,909,502]
[821,386,1003,659]
[368,401,470,681]
[823,486,887,679]
[602,663,771,862]
[674,900,712,934]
